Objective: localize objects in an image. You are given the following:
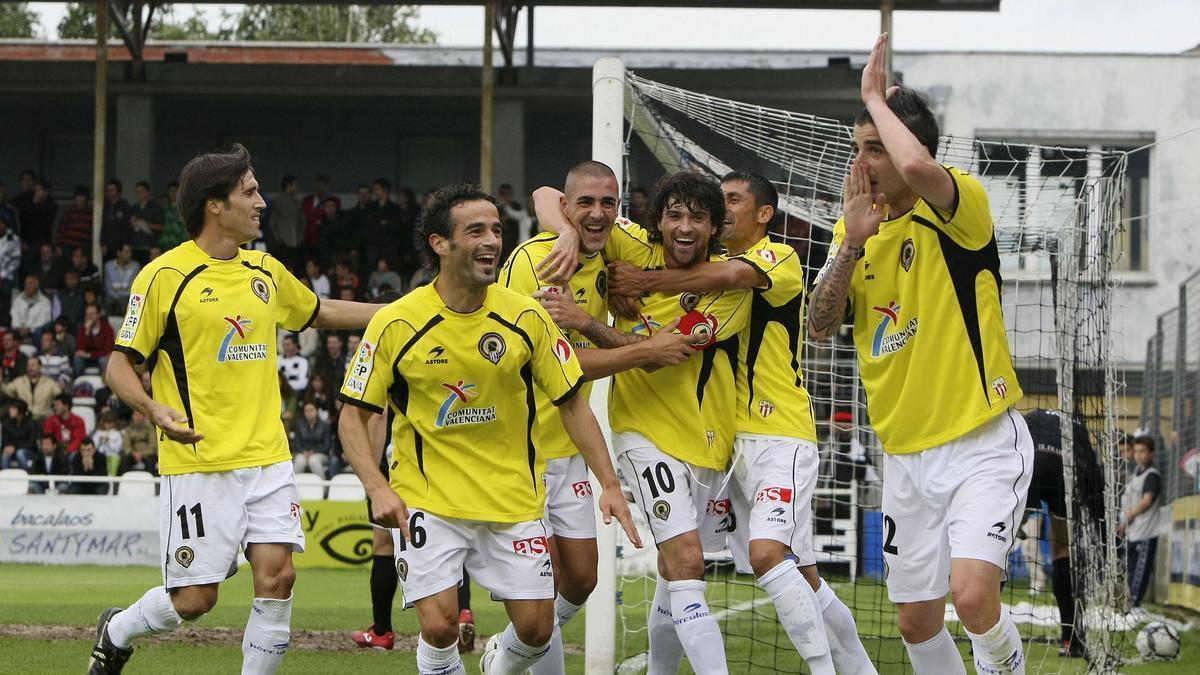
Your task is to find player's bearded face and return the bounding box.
[660,199,715,268]
[852,123,910,210]
[219,171,266,243]
[564,174,619,256]
[443,200,504,286]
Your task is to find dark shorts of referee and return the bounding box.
[1027,449,1067,519]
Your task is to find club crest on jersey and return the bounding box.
[478,332,506,365]
[679,291,700,312]
[436,380,496,428]
[991,376,1008,399]
[652,500,671,521]
[758,400,775,418]
[553,337,573,364]
[396,558,408,581]
[217,315,268,362]
[175,546,194,568]
[250,277,270,304]
[900,238,915,272]
[870,301,918,358]
[596,270,607,298]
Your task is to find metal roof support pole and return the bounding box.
[481,0,495,193]
[92,0,108,267]
[880,0,894,86]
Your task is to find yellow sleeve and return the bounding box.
[500,245,550,296]
[339,314,406,413]
[927,167,994,249]
[734,244,802,308]
[518,304,584,406]
[264,254,320,331]
[602,218,657,268]
[114,266,172,363]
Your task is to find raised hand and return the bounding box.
[842,159,886,248]
[535,225,581,285]
[607,260,648,297]
[862,33,890,105]
[534,287,591,332]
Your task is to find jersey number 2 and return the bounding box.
[882,514,899,555]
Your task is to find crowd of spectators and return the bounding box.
[0,169,547,488]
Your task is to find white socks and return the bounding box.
[759,562,833,674]
[904,626,967,675]
[814,579,877,674]
[527,619,566,675]
[965,608,1025,675]
[106,586,184,649]
[667,579,728,675]
[491,622,554,675]
[554,594,583,628]
[416,635,466,675]
[646,575,684,675]
[241,595,292,675]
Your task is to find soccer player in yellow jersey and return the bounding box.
[337,184,641,675]
[605,171,876,674]
[87,144,380,675]
[536,171,751,675]
[808,34,1034,675]
[497,160,695,674]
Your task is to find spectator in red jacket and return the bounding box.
[56,185,93,256]
[74,303,114,374]
[43,393,86,453]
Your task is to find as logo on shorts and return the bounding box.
[396,558,408,581]
[755,487,793,504]
[706,499,731,516]
[571,481,593,499]
[174,546,195,569]
[652,500,671,521]
[513,536,549,557]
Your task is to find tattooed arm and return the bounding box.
[807,243,860,341]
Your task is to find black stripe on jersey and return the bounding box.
[743,290,804,418]
[118,265,193,363]
[696,336,739,407]
[340,316,438,414]
[387,370,427,480]
[931,165,962,225]
[160,264,209,440]
[516,362,540,487]
[299,297,321,332]
[240,259,277,292]
[730,255,774,291]
[486,311,535,351]
[552,378,584,407]
[912,214,1002,404]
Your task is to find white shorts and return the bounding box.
[544,454,597,540]
[160,460,304,590]
[882,408,1033,603]
[728,434,819,573]
[392,509,554,605]
[615,432,730,551]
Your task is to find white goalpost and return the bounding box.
[584,58,1131,674]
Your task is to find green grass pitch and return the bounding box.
[0,564,1193,673]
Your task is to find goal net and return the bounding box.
[592,64,1131,674]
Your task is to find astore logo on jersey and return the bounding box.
[217,315,268,363]
[512,535,549,557]
[425,345,448,365]
[199,287,219,304]
[435,380,496,428]
[870,301,918,358]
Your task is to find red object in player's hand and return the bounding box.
[676,310,717,350]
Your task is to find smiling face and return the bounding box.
[851,122,915,210]
[212,171,266,244]
[659,198,717,269]
[434,199,504,289]
[563,173,619,256]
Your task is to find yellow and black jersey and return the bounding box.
[821,166,1023,454]
[338,283,585,523]
[498,232,608,460]
[604,221,752,470]
[731,237,817,441]
[114,241,320,475]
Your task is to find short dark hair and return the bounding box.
[177,144,253,238]
[1133,435,1155,453]
[35,179,51,191]
[646,171,725,256]
[135,181,150,191]
[417,183,498,273]
[73,185,89,199]
[55,393,72,407]
[106,179,122,193]
[356,184,370,192]
[322,196,338,206]
[282,334,298,345]
[373,178,391,193]
[721,171,778,212]
[565,160,617,193]
[315,173,331,184]
[167,180,179,189]
[281,175,296,191]
[854,87,939,158]
[19,169,35,180]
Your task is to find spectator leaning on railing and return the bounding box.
[27,433,68,494]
